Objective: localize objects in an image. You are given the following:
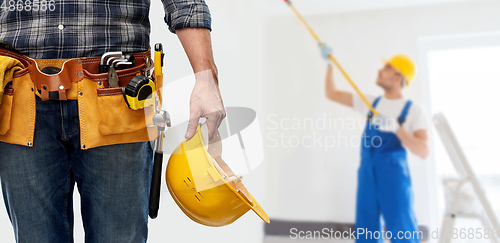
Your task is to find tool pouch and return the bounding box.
[0,88,14,135]
[95,85,155,136]
[28,58,83,101]
[97,87,143,135]
[81,63,157,149]
[0,67,37,147]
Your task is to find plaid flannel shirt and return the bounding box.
[0,0,211,59]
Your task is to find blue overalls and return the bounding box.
[355,96,420,243]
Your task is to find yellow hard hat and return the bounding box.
[383,55,416,87]
[166,123,270,227]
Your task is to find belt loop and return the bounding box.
[41,85,49,100]
[58,89,67,100]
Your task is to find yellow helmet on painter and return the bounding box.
[166,123,270,227]
[383,55,416,87]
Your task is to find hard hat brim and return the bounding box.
[381,58,392,67]
[198,124,270,224]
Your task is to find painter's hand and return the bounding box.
[372,115,399,133]
[318,42,333,63]
[185,69,226,141]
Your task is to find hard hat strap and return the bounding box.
[211,155,254,206]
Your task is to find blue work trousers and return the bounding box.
[0,97,153,243]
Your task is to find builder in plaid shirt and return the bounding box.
[0,0,225,242]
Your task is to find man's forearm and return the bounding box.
[396,128,429,159]
[176,27,225,140]
[325,65,336,99]
[325,66,353,107]
[176,27,218,81]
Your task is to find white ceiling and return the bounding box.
[259,0,478,16]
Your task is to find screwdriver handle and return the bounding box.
[154,43,164,76]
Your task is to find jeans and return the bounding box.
[0,97,153,243]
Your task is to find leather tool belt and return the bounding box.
[0,47,160,149]
[0,47,154,101]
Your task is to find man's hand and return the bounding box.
[186,69,226,141]
[396,128,429,159]
[372,115,399,133]
[319,42,333,64]
[176,28,226,141]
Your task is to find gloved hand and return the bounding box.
[318,42,333,63]
[185,69,226,141]
[372,115,400,133]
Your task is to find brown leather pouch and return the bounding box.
[27,58,83,101]
[83,63,145,88]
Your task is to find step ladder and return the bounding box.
[433,113,500,243]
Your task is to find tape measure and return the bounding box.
[122,75,156,110]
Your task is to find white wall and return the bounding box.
[263,0,500,232]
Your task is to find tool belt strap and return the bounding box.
[0,47,153,101]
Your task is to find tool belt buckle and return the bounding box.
[27,58,84,101]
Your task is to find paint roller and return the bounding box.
[283,0,379,116]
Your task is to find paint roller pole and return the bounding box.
[284,0,379,117]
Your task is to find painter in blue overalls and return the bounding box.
[320,44,430,243]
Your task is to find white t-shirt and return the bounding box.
[352,94,428,134]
